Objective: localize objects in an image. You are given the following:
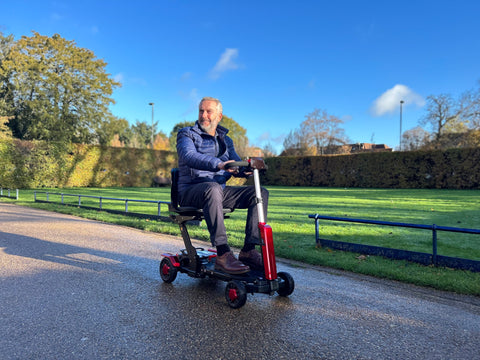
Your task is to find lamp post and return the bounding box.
[148,102,154,146]
[399,100,404,151]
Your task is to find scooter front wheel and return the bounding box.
[159,257,178,283]
[277,271,295,297]
[225,280,247,309]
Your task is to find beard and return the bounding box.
[199,118,219,134]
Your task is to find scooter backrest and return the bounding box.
[170,168,180,211]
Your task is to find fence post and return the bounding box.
[78,195,81,206]
[99,197,103,210]
[125,199,128,213]
[16,189,19,200]
[432,224,438,266]
[158,202,161,216]
[315,216,320,247]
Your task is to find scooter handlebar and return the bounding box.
[224,157,267,171]
[224,160,250,169]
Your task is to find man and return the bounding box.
[176,96,268,274]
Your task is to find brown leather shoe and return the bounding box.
[239,249,263,271]
[215,251,250,274]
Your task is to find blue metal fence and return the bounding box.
[309,214,480,272]
[0,188,19,200]
[34,191,171,221]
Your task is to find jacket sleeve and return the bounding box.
[177,128,222,171]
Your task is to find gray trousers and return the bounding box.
[179,182,269,247]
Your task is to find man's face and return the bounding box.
[198,100,222,135]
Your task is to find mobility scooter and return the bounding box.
[159,157,294,309]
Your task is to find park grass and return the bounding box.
[3,186,480,296]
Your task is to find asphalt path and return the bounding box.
[1,202,479,360]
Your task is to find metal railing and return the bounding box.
[34,191,171,220]
[0,188,19,200]
[309,214,480,272]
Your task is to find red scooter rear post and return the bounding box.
[248,157,277,280]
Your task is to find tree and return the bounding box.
[0,31,120,144]
[282,128,310,156]
[95,115,131,146]
[152,133,170,151]
[302,108,349,154]
[0,116,13,140]
[402,126,430,151]
[421,88,480,149]
[282,108,349,156]
[130,120,156,148]
[221,115,249,158]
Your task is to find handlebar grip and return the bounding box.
[224,161,250,169]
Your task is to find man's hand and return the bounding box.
[218,160,238,173]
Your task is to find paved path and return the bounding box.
[0,203,479,360]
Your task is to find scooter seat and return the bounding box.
[169,168,233,217]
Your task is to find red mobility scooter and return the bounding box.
[159,157,294,309]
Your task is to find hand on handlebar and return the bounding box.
[218,160,238,173]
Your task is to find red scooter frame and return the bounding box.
[160,157,294,309]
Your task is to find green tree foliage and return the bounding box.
[0,31,120,144]
[95,115,131,146]
[0,33,15,118]
[169,120,195,150]
[221,115,249,158]
[0,116,13,140]
[130,120,157,148]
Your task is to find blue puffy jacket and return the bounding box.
[176,121,241,193]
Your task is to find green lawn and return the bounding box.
[4,186,480,296]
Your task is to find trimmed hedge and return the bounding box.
[1,140,479,189]
[263,148,480,189]
[0,140,176,188]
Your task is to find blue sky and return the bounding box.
[2,0,480,153]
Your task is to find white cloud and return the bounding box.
[113,73,124,84]
[180,72,192,81]
[371,84,425,116]
[209,48,240,80]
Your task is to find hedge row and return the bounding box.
[1,140,479,189]
[262,148,480,189]
[0,140,175,188]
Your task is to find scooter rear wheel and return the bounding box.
[225,280,247,309]
[277,271,295,297]
[159,257,178,283]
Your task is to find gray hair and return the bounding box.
[199,96,222,113]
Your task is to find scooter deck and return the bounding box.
[177,255,279,294]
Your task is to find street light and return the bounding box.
[148,102,154,146]
[399,100,404,151]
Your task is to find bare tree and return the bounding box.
[300,108,349,155]
[402,126,430,151]
[421,87,480,149]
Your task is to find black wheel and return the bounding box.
[225,280,247,309]
[277,271,294,297]
[159,257,178,283]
